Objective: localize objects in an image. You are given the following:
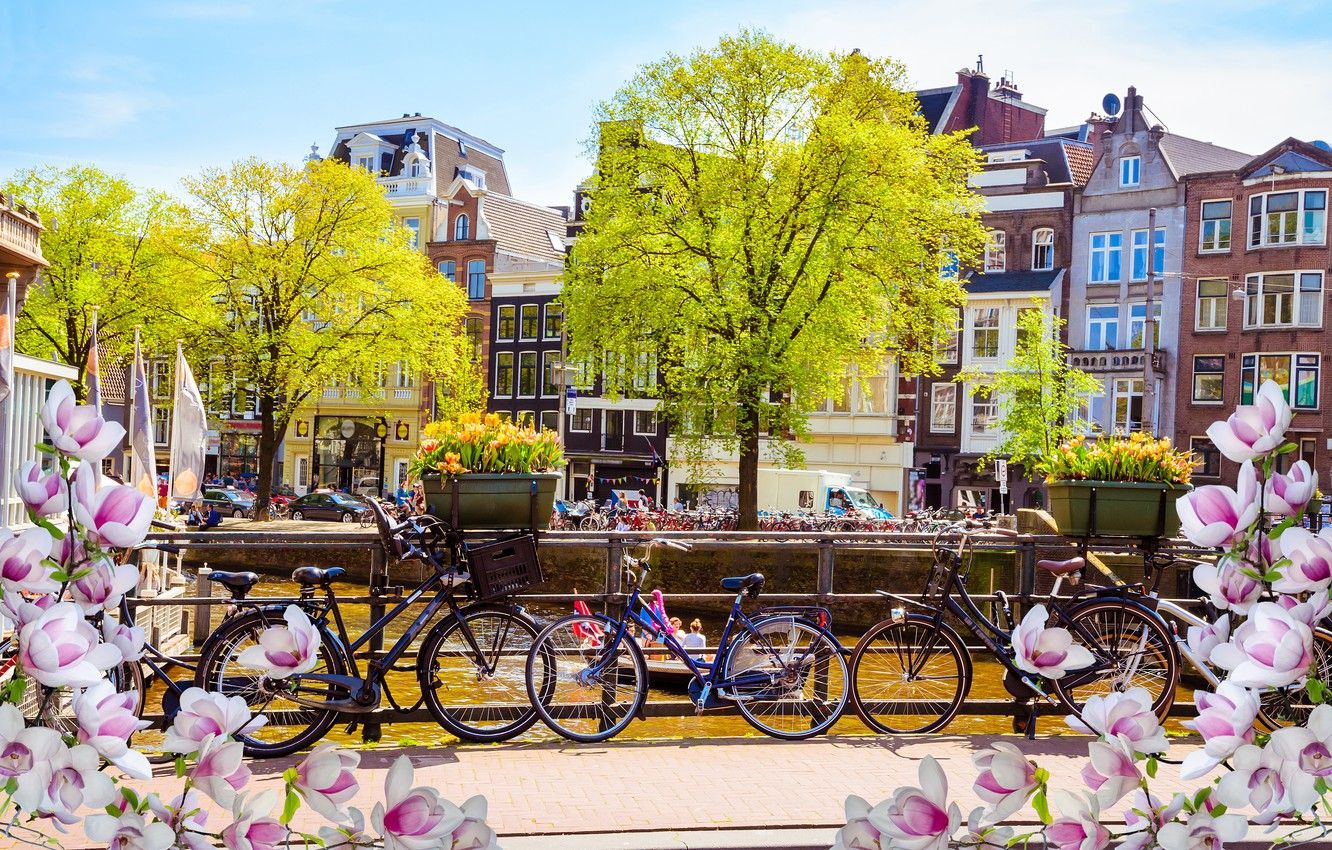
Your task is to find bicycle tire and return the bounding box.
[194,608,351,759]
[1052,599,1179,721]
[721,615,848,739]
[525,613,648,743]
[1257,626,1332,730]
[849,615,971,734]
[418,603,542,742]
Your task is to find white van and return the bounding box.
[353,477,382,498]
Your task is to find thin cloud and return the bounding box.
[43,91,169,138]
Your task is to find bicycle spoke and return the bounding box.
[423,608,537,740]
[851,620,966,734]
[527,616,646,743]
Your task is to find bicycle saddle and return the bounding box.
[1037,557,1085,576]
[208,570,260,598]
[720,573,765,592]
[291,566,348,586]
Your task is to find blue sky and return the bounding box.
[4,0,1332,208]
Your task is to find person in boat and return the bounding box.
[682,619,707,660]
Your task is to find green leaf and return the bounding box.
[34,443,57,455]
[281,789,300,825]
[283,767,299,786]
[1032,789,1051,825]
[1316,777,1328,794]
[1146,757,1158,779]
[1210,803,1227,817]
[175,756,186,778]
[1276,442,1299,455]
[1263,570,1283,583]
[4,678,26,705]
[121,787,139,810]
[49,570,70,583]
[1308,677,1327,705]
[34,518,65,540]
[105,804,122,817]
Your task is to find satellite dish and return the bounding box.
[1102,93,1122,117]
[1314,140,1331,152]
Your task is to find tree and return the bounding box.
[174,158,476,518]
[2,165,185,397]
[563,31,986,528]
[956,303,1101,478]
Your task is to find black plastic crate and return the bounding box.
[466,534,543,600]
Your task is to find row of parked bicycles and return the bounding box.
[551,502,975,534]
[42,502,1329,758]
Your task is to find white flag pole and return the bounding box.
[126,326,139,480]
[0,272,16,526]
[169,339,181,503]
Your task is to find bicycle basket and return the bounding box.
[466,534,543,600]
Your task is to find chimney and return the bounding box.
[958,67,991,137]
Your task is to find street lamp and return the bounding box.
[375,418,389,499]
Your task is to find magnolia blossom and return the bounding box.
[1210,602,1314,688]
[15,461,66,517]
[192,734,251,808]
[960,806,1013,849]
[74,680,153,779]
[319,808,374,850]
[222,791,286,850]
[1192,555,1263,615]
[71,463,155,550]
[1046,791,1110,850]
[1081,737,1141,807]
[1205,379,1291,463]
[1009,604,1094,679]
[149,792,212,850]
[1119,791,1185,850]
[40,380,126,461]
[237,605,322,678]
[85,809,175,850]
[17,600,122,687]
[43,743,117,824]
[1262,709,1332,813]
[831,796,882,850]
[1065,688,1167,754]
[1176,461,1260,549]
[1265,459,1318,517]
[1185,616,1229,667]
[1156,808,1248,850]
[103,618,147,662]
[372,756,465,850]
[453,795,503,850]
[1214,742,1292,823]
[971,741,1037,821]
[1275,588,1332,627]
[69,557,140,613]
[295,742,360,822]
[867,756,961,850]
[1180,682,1260,779]
[1274,526,1332,595]
[0,525,57,596]
[0,704,67,814]
[163,688,267,756]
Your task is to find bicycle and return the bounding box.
[193,500,544,757]
[524,538,848,743]
[849,522,1177,737]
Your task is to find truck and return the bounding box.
[757,468,892,519]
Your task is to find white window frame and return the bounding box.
[633,409,658,436]
[569,408,593,433]
[1088,231,1123,283]
[1192,355,1225,404]
[984,231,1006,272]
[1195,278,1229,331]
[1127,302,1163,348]
[1031,227,1054,271]
[403,216,420,249]
[1243,271,1324,329]
[517,351,537,399]
[454,214,470,241]
[467,259,486,300]
[1249,189,1327,248]
[968,307,1001,360]
[1199,199,1233,253]
[494,352,514,398]
[541,351,559,398]
[518,304,539,341]
[1130,227,1166,282]
[152,406,170,446]
[1112,378,1145,432]
[929,383,957,433]
[496,305,516,341]
[1085,304,1120,352]
[1119,156,1141,188]
[437,260,456,281]
[969,390,998,435]
[1241,352,1320,410]
[543,303,563,340]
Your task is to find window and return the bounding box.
[1112,378,1145,431]
[403,217,420,249]
[1191,437,1221,478]
[1195,279,1229,330]
[467,260,486,300]
[984,231,1006,272]
[1130,228,1166,281]
[936,312,960,364]
[1128,302,1162,347]
[969,307,1000,359]
[515,411,534,427]
[539,410,558,432]
[1192,355,1225,403]
[930,384,956,433]
[1249,190,1326,247]
[496,306,515,341]
[940,250,959,280]
[1119,156,1141,187]
[464,317,483,360]
[495,353,514,397]
[970,391,998,434]
[570,408,593,432]
[437,260,456,281]
[634,410,658,435]
[454,214,470,241]
[1089,232,1123,283]
[544,304,563,339]
[153,407,170,446]
[1200,200,1232,252]
[151,360,172,398]
[356,155,374,173]
[395,361,414,388]
[857,370,890,414]
[541,351,559,397]
[1244,272,1323,328]
[518,352,537,398]
[1086,305,1120,351]
[519,305,539,340]
[1240,353,1319,409]
[1031,228,1054,271]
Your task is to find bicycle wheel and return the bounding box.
[419,603,541,742]
[525,614,647,743]
[720,615,848,739]
[1052,599,1178,721]
[1258,627,1332,730]
[850,615,971,734]
[194,609,350,759]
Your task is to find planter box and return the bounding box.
[423,472,560,530]
[1046,480,1190,538]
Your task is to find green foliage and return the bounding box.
[956,304,1101,479]
[563,30,985,526]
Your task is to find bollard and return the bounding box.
[192,566,213,646]
[605,535,623,619]
[362,547,386,744]
[816,541,834,603]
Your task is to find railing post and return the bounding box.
[816,540,834,603]
[605,535,623,617]
[362,545,386,744]
[1018,538,1036,599]
[192,567,213,647]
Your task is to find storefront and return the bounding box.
[218,421,262,480]
[311,415,389,495]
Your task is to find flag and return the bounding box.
[128,329,158,498]
[0,275,13,405]
[86,308,102,414]
[169,343,206,500]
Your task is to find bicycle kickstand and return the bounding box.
[1024,702,1038,741]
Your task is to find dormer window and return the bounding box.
[454,214,470,241]
[458,166,486,189]
[357,156,375,173]
[1120,156,1141,188]
[410,162,421,177]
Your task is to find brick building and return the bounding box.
[1175,138,1332,486]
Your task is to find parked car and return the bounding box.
[353,476,383,498]
[202,488,255,519]
[287,492,370,523]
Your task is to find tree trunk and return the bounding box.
[737,397,761,531]
[253,395,277,522]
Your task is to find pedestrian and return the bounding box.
[637,489,653,510]
[186,502,206,527]
[671,496,683,512]
[411,481,426,515]
[203,504,222,529]
[395,480,412,507]
[682,619,707,660]
[157,475,169,509]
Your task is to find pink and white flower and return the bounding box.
[1081,737,1141,807]
[1180,682,1260,779]
[1275,588,1332,627]
[162,688,266,756]
[1192,555,1262,615]
[237,605,321,678]
[148,792,212,850]
[452,795,502,850]
[17,600,122,687]
[69,556,139,613]
[1046,791,1110,850]
[0,704,66,813]
[867,756,961,850]
[1176,461,1260,549]
[1212,743,1289,823]
[71,463,155,549]
[40,380,126,462]
[1205,379,1291,463]
[1273,526,1332,594]
[192,734,250,808]
[74,680,152,779]
[14,461,66,517]
[103,618,147,662]
[1185,616,1229,666]
[971,741,1037,821]
[371,756,465,850]
[319,808,373,850]
[1120,791,1185,850]
[1265,459,1318,517]
[1065,688,1167,754]
[43,743,117,823]
[1156,808,1248,850]
[961,806,1013,849]
[1010,605,1094,679]
[1210,602,1313,688]
[84,808,175,850]
[831,796,882,850]
[295,742,360,822]
[0,525,57,596]
[222,791,285,850]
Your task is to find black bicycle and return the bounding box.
[193,501,545,757]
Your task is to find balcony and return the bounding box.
[0,192,45,268]
[378,176,435,199]
[1066,349,1168,375]
[316,386,419,408]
